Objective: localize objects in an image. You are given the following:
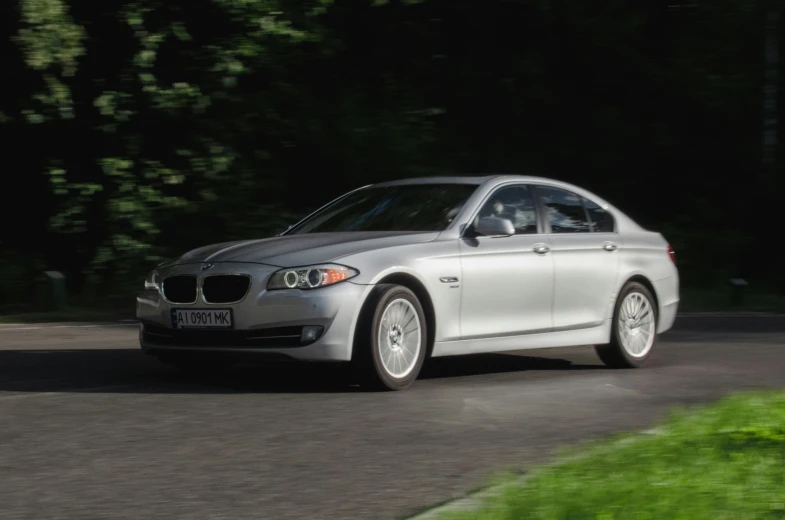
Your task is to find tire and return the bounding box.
[352,284,428,391]
[595,281,659,368]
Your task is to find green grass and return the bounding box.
[679,287,785,313]
[438,391,785,520]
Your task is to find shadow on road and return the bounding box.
[0,348,602,395]
[420,353,601,379]
[2,315,782,394]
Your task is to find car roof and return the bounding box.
[371,175,630,225]
[372,174,557,187]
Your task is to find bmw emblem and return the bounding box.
[201,263,214,270]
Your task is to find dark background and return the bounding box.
[1,0,783,313]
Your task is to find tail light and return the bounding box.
[667,244,675,264]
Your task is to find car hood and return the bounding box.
[159,231,440,269]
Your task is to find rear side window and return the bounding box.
[583,198,615,233]
[535,186,590,233]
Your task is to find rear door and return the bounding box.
[534,185,620,330]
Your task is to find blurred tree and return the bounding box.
[2,0,783,308]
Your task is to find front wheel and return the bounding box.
[352,284,428,391]
[595,281,659,368]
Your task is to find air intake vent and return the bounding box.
[202,275,251,303]
[142,324,304,347]
[162,276,197,303]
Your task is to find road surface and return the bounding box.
[1,314,784,519]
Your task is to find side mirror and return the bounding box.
[474,217,515,237]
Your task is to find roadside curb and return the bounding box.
[406,428,663,519]
[407,478,528,520]
[0,320,138,329]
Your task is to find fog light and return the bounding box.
[301,325,324,344]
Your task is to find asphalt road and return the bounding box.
[1,314,784,520]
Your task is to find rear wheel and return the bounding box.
[352,284,428,391]
[595,281,658,368]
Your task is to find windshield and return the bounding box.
[288,183,479,234]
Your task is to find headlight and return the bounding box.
[144,270,159,290]
[267,264,359,290]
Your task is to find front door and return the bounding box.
[459,184,554,339]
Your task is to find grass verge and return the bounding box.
[436,390,785,520]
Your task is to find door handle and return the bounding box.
[603,242,618,252]
[533,244,550,255]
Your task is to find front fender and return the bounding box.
[343,241,463,343]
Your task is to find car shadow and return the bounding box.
[0,348,603,395]
[419,352,601,379]
[2,316,781,394]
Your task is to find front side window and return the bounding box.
[474,185,538,235]
[288,183,479,234]
[536,186,591,233]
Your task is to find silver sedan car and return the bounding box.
[137,175,679,390]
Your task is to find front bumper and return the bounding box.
[137,262,369,362]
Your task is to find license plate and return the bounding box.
[171,309,233,329]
